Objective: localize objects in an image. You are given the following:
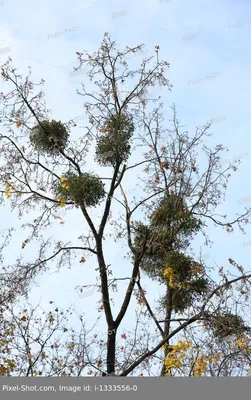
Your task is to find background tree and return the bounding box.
[1,33,251,376]
[0,301,107,377]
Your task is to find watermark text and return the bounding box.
[48,25,80,40]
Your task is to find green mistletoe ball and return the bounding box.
[211,313,247,340]
[30,120,69,154]
[55,171,105,207]
[95,113,134,166]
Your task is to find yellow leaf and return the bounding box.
[60,177,70,190]
[163,267,176,288]
[16,120,21,128]
[5,183,12,199]
[59,221,65,225]
[56,196,66,207]
[79,257,86,263]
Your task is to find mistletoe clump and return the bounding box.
[151,192,203,239]
[133,193,203,281]
[160,252,209,312]
[211,312,247,340]
[30,120,69,154]
[54,171,105,207]
[167,277,209,312]
[133,193,209,312]
[95,113,134,166]
[133,221,173,281]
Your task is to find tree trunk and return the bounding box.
[160,284,173,376]
[107,324,117,374]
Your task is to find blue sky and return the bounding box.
[1,0,251,356]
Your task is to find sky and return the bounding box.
[1,0,251,367]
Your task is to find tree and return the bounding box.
[0,229,29,307]
[1,32,251,376]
